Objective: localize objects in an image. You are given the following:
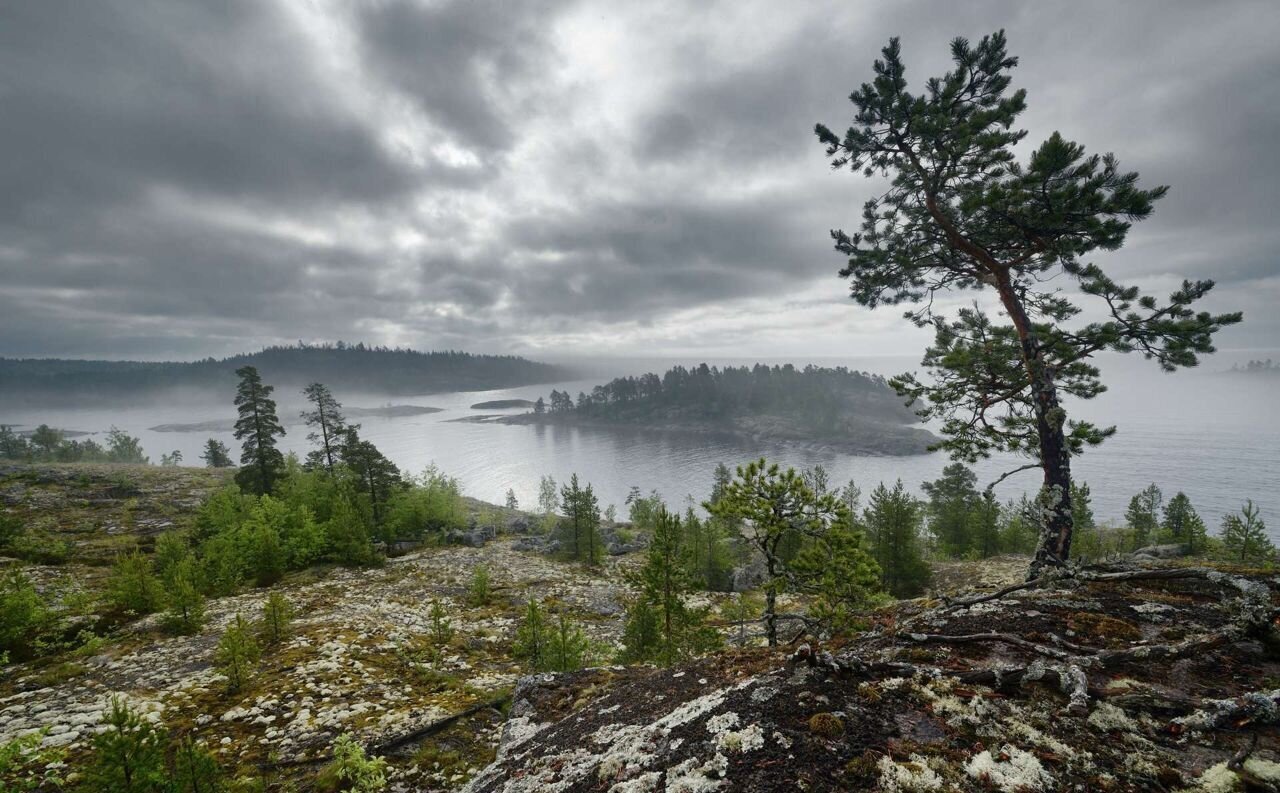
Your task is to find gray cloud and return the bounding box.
[0,0,1276,360]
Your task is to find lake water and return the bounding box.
[2,354,1277,540]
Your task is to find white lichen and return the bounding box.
[877,754,945,792]
[704,712,739,735]
[1087,702,1140,733]
[964,744,1054,792]
[713,723,764,754]
[664,754,727,793]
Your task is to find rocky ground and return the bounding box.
[467,565,1280,792]
[0,535,662,790]
[0,462,232,566]
[0,463,759,790]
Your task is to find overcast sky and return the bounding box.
[1,0,1277,362]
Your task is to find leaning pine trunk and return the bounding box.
[996,277,1075,579]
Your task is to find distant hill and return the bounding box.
[501,363,937,455]
[0,344,571,407]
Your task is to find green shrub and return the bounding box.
[512,598,547,670]
[81,697,168,793]
[170,736,226,793]
[316,735,387,793]
[428,599,453,646]
[467,565,491,606]
[0,512,24,552]
[215,614,260,693]
[0,729,66,792]
[5,528,71,565]
[325,498,380,567]
[0,570,49,663]
[258,592,294,646]
[196,532,247,597]
[152,531,192,583]
[106,551,163,617]
[161,556,206,636]
[384,467,466,539]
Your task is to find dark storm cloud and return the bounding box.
[0,0,1276,359]
[354,0,568,155]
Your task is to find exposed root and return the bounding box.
[1170,689,1280,736]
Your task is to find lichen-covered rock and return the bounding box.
[465,567,1280,792]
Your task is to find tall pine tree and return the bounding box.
[340,427,402,536]
[233,366,285,496]
[816,31,1240,577]
[301,382,347,474]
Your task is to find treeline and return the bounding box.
[0,343,569,406]
[537,363,917,428]
[0,425,149,464]
[1228,358,1279,373]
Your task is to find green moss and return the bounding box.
[808,711,844,738]
[1067,612,1141,646]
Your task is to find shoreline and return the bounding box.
[492,412,938,457]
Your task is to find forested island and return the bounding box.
[0,343,571,407]
[502,364,937,455]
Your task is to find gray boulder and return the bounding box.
[731,558,767,592]
[1130,543,1190,560]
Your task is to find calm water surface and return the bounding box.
[3,354,1277,539]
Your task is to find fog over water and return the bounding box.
[3,352,1276,541]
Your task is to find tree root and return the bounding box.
[832,564,1277,721]
[1169,689,1280,735]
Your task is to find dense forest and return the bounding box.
[545,364,917,425]
[511,364,934,454]
[0,343,570,406]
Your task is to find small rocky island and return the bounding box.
[499,364,937,455]
[470,399,536,410]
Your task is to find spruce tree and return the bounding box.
[816,31,1241,577]
[921,463,979,557]
[200,439,233,468]
[232,366,286,496]
[1162,492,1207,553]
[967,492,1003,558]
[505,488,519,510]
[301,382,347,474]
[863,481,931,598]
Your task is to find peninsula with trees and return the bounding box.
[0,343,571,407]
[501,364,938,455]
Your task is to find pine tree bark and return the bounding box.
[994,275,1074,578]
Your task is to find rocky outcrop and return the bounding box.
[465,564,1280,792]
